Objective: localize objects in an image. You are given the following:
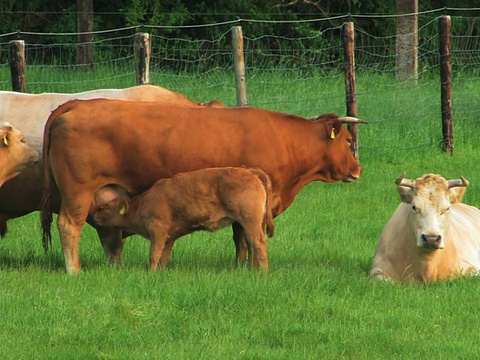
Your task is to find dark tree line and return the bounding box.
[1,0,479,41]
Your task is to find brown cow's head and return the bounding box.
[312,113,367,183]
[396,173,468,250]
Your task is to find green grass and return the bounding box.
[1,69,480,358]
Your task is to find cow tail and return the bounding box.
[253,169,275,238]
[40,101,75,252]
[40,184,53,252]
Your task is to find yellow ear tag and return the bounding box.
[118,204,127,215]
[330,128,336,139]
[3,136,8,147]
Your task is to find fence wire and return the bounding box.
[0,10,479,152]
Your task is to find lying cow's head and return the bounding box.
[396,173,468,250]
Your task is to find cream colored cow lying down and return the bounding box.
[0,123,38,186]
[370,173,480,283]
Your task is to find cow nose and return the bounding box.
[421,234,443,249]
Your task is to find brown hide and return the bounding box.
[0,124,39,187]
[42,99,363,273]
[0,85,223,237]
[91,167,274,271]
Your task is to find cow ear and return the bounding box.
[328,121,342,140]
[396,185,414,203]
[449,187,466,203]
[447,176,468,203]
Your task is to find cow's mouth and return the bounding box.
[343,174,360,182]
[419,234,445,250]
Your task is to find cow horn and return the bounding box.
[395,172,415,188]
[338,116,369,124]
[448,176,469,188]
[2,135,8,147]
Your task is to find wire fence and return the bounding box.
[0,8,479,152]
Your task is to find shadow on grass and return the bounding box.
[0,250,66,272]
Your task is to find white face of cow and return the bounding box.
[396,173,468,250]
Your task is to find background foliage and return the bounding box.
[1,1,479,40]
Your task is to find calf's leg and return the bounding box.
[232,222,249,266]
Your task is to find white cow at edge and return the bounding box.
[370,173,480,283]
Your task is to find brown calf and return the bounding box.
[91,167,275,271]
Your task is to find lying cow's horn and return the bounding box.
[448,176,469,188]
[2,135,8,147]
[395,172,415,188]
[338,116,369,124]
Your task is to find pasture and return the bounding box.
[1,70,480,359]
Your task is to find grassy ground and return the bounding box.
[1,70,480,359]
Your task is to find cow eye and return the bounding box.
[411,204,419,213]
[441,207,450,215]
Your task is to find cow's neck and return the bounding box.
[413,240,458,282]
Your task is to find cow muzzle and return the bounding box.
[343,168,362,182]
[420,234,445,249]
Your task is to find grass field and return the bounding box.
[1,70,480,359]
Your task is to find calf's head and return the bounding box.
[92,197,130,227]
[396,173,468,250]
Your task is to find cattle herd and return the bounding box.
[1,85,480,283]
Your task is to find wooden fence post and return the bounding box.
[343,22,359,160]
[76,0,94,70]
[439,16,453,154]
[135,32,151,85]
[395,0,418,82]
[9,40,26,92]
[232,26,248,106]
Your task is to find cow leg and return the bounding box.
[244,226,268,271]
[149,229,169,271]
[150,237,173,271]
[158,238,176,270]
[232,222,249,266]
[0,215,9,238]
[57,210,84,275]
[96,226,125,265]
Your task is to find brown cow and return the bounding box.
[0,123,38,187]
[41,98,366,274]
[370,173,480,283]
[91,167,275,271]
[0,85,223,237]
